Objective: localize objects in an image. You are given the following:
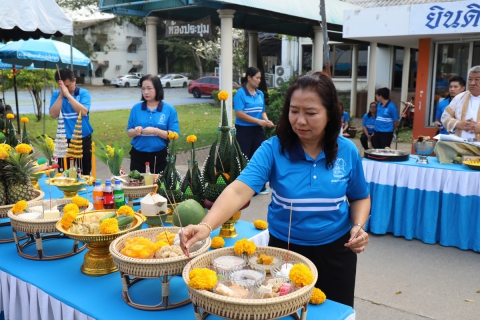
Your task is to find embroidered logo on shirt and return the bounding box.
[158,114,166,125]
[332,158,346,179]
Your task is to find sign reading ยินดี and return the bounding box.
[165,16,211,38]
[410,1,480,34]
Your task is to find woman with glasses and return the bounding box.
[360,102,377,149]
[126,74,180,174]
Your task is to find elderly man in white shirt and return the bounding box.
[441,65,480,140]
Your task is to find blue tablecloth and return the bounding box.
[363,157,480,251]
[0,177,355,320]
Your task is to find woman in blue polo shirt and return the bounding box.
[182,71,371,307]
[360,102,377,149]
[126,74,180,174]
[234,67,275,194]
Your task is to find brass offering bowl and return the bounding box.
[30,171,45,190]
[56,211,145,276]
[45,175,95,198]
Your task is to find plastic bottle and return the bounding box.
[144,162,153,185]
[68,158,77,180]
[93,179,104,210]
[103,179,114,209]
[113,180,125,209]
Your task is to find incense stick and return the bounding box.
[55,64,62,81]
[286,202,293,264]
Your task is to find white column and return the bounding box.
[350,44,358,118]
[248,31,258,68]
[146,16,159,75]
[400,47,411,109]
[218,9,235,126]
[281,35,288,66]
[312,26,324,72]
[367,42,378,105]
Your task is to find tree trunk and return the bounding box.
[191,48,203,78]
[31,88,43,121]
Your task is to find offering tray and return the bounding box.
[110,227,211,310]
[7,199,92,260]
[0,189,44,243]
[364,149,410,162]
[183,246,318,320]
[44,175,95,198]
[56,211,145,276]
[119,174,158,208]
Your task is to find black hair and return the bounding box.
[276,71,341,169]
[367,101,377,118]
[54,68,75,82]
[375,87,390,100]
[139,74,164,101]
[240,67,261,85]
[449,76,466,87]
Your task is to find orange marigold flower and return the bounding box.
[188,268,217,290]
[186,134,197,143]
[100,218,119,234]
[310,288,326,305]
[11,200,28,214]
[21,117,29,123]
[233,238,256,256]
[168,131,179,140]
[15,143,33,154]
[253,220,268,230]
[217,90,229,101]
[210,236,225,249]
[289,263,314,287]
[117,205,135,217]
[6,113,14,119]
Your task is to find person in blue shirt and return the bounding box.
[50,68,93,174]
[435,76,466,134]
[234,67,274,194]
[182,71,371,307]
[340,101,350,136]
[360,102,377,149]
[126,74,180,174]
[371,87,399,149]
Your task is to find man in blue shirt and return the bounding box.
[371,87,399,149]
[50,68,93,174]
[435,76,466,134]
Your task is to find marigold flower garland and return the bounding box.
[253,219,268,230]
[71,195,89,208]
[188,268,217,290]
[100,218,119,234]
[289,263,314,287]
[210,236,225,249]
[60,203,80,229]
[117,205,135,217]
[310,288,326,305]
[233,238,256,256]
[11,200,27,214]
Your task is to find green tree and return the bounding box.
[2,69,56,121]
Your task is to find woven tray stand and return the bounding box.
[119,175,157,208]
[182,246,318,320]
[7,199,92,260]
[110,227,211,311]
[55,211,145,277]
[0,190,45,244]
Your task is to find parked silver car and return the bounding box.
[159,74,190,88]
[110,74,141,88]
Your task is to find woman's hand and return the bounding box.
[142,126,159,135]
[180,224,211,256]
[134,126,143,136]
[344,226,369,253]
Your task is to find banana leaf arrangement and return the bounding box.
[157,131,183,204]
[181,134,204,204]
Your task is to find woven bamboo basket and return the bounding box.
[0,190,45,218]
[110,227,211,277]
[182,246,318,320]
[120,175,158,200]
[7,199,93,234]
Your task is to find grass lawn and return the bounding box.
[24,103,228,156]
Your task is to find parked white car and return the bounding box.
[111,75,141,88]
[159,74,190,88]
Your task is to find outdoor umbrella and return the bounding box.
[0,39,92,133]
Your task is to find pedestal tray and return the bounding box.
[110,227,211,311]
[119,175,158,208]
[7,199,92,260]
[0,189,44,244]
[182,246,318,320]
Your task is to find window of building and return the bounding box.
[95,68,103,78]
[392,47,418,90]
[128,44,137,53]
[326,44,368,78]
[93,34,108,52]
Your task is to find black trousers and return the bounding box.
[371,131,394,149]
[360,132,370,150]
[269,231,357,307]
[129,147,168,174]
[58,135,92,175]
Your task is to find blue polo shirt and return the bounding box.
[342,111,350,128]
[49,87,93,139]
[126,101,180,152]
[436,98,450,134]
[233,86,265,126]
[237,136,369,246]
[362,113,376,134]
[375,101,399,132]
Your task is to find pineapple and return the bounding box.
[0,181,6,206]
[3,150,37,204]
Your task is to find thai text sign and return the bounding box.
[410,1,480,34]
[166,16,211,38]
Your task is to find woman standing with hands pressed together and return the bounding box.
[233,67,274,194]
[126,74,180,174]
[182,71,371,307]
